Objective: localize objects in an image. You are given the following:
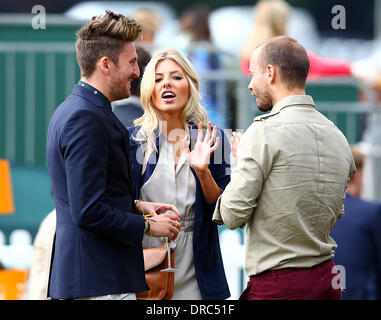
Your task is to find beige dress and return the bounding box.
[140,139,202,300]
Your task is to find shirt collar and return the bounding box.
[271,95,315,114]
[78,80,111,107]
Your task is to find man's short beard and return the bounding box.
[109,78,130,102]
[257,89,273,112]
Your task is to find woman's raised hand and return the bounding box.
[182,121,220,173]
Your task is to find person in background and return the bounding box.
[241,0,290,69]
[112,46,151,128]
[25,208,56,300]
[46,11,180,300]
[214,36,355,300]
[351,46,381,94]
[176,4,229,129]
[331,146,381,300]
[133,7,162,45]
[129,48,231,300]
[240,0,352,80]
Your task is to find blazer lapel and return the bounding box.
[141,134,160,185]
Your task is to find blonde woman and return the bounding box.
[241,0,291,75]
[128,48,230,300]
[240,0,351,78]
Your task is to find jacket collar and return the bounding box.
[271,95,315,114]
[254,95,315,121]
[72,81,111,110]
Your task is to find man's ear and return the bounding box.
[266,64,276,84]
[98,56,112,75]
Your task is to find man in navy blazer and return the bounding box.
[331,146,381,299]
[46,11,180,300]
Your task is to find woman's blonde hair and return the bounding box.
[241,0,291,62]
[133,48,208,153]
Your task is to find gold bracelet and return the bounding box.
[143,216,151,235]
[143,211,155,218]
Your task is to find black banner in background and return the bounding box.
[0,300,377,318]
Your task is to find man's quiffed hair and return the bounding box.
[259,36,310,90]
[76,10,142,77]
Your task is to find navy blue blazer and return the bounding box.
[331,193,381,299]
[46,84,148,299]
[128,125,231,300]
